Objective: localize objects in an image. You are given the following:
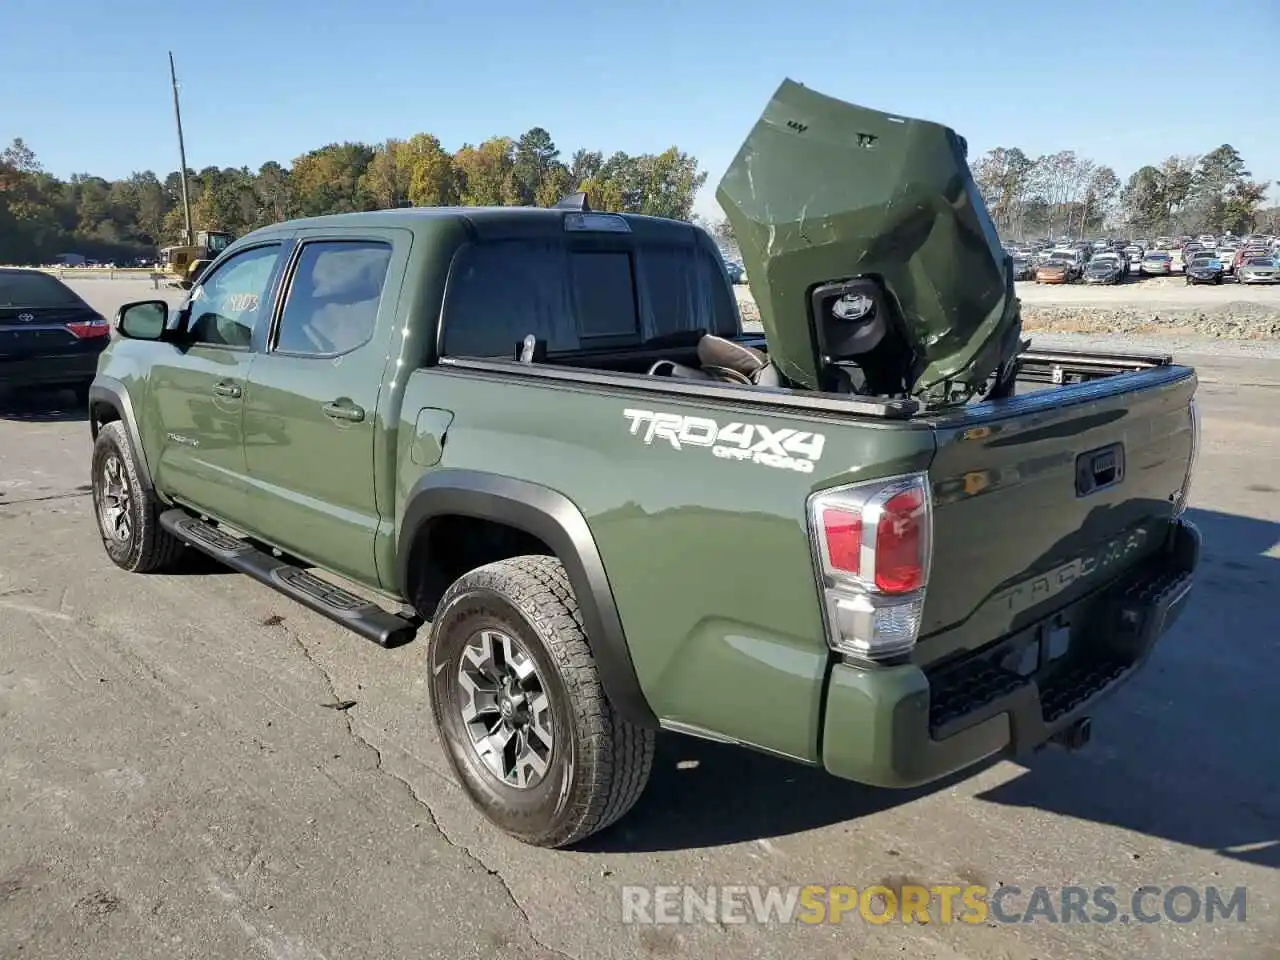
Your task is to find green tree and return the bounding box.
[289,142,376,217]
[1079,166,1120,235]
[1121,166,1165,231]
[0,123,709,264]
[1159,155,1197,233]
[512,127,561,206]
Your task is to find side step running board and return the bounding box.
[159,509,418,648]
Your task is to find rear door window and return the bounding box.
[274,240,393,356]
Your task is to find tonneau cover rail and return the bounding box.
[1017,347,1173,386]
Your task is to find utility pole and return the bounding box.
[169,51,193,246]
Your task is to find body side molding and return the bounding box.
[398,469,657,728]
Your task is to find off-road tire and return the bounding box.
[91,421,185,573]
[428,555,655,848]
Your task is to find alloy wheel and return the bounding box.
[96,454,133,544]
[456,629,554,789]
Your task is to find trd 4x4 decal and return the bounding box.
[623,408,826,473]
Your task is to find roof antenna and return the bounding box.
[553,192,591,212]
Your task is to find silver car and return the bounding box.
[1238,256,1280,284]
[1140,252,1173,276]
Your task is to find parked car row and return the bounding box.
[1002,233,1280,285]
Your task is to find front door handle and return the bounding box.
[322,400,365,423]
[213,380,242,398]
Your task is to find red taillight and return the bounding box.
[66,318,109,339]
[874,488,927,593]
[809,473,932,662]
[821,508,862,573]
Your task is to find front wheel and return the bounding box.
[91,421,185,573]
[428,556,656,848]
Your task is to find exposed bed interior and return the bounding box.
[437,220,1170,411]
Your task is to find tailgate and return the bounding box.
[918,365,1197,665]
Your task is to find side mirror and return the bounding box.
[116,300,171,341]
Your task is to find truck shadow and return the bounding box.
[588,507,1279,868]
[0,387,89,423]
[973,506,1279,870]
[581,733,988,854]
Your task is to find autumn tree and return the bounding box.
[453,137,519,206]
[289,142,376,218]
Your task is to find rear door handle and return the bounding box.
[213,381,242,398]
[322,400,365,423]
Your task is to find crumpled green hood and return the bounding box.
[717,79,1021,403]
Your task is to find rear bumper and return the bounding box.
[0,352,103,391]
[821,517,1200,788]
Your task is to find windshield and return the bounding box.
[1247,258,1275,267]
[0,270,83,307]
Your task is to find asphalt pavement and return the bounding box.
[0,281,1276,959]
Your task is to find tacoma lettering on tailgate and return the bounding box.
[623,408,826,473]
[991,527,1150,616]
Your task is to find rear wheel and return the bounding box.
[428,556,655,848]
[91,421,185,573]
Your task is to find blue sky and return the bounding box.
[4,0,1276,220]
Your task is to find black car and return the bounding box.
[1184,255,1224,285]
[1083,258,1122,284]
[1011,256,1036,280]
[0,269,111,403]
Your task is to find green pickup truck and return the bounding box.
[87,81,1200,848]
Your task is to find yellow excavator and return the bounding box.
[156,229,234,288]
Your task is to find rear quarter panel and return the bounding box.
[396,369,935,761]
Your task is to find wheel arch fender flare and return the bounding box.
[88,377,154,492]
[398,469,657,729]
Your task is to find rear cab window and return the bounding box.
[440,233,740,359]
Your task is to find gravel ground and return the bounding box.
[735,275,1280,346]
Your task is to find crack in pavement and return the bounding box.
[280,627,574,960]
[0,490,92,507]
